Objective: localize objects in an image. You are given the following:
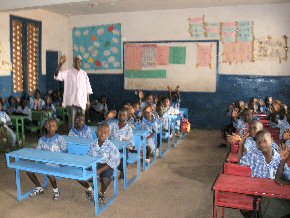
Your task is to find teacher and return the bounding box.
[54,55,93,129]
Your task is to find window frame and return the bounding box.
[10,15,42,95]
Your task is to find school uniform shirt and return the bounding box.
[244,137,258,153]
[260,105,271,114]
[31,98,45,111]
[6,105,17,115]
[29,96,35,109]
[37,134,68,153]
[89,139,120,169]
[109,122,134,149]
[234,119,250,137]
[240,149,282,179]
[92,100,108,113]
[68,125,93,139]
[283,140,290,180]
[0,111,16,147]
[162,106,175,131]
[16,106,32,121]
[0,111,11,123]
[55,68,93,111]
[171,98,181,109]
[141,117,160,151]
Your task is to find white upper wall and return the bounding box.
[67,3,290,76]
[0,9,68,76]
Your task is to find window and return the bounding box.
[10,15,41,94]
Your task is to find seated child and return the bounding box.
[92,95,108,121]
[240,130,283,179]
[139,91,155,110]
[68,112,93,139]
[260,96,272,114]
[123,104,136,128]
[168,85,181,109]
[133,102,142,120]
[0,102,16,149]
[42,94,56,118]
[16,98,32,123]
[233,108,255,137]
[141,105,160,161]
[6,96,17,115]
[31,89,45,111]
[109,108,134,150]
[78,123,120,202]
[26,118,67,200]
[160,98,175,132]
[51,91,61,107]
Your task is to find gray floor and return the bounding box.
[0,130,243,218]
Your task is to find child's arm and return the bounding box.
[237,133,249,163]
[175,85,180,97]
[167,86,172,100]
[104,110,117,122]
[138,90,144,104]
[275,144,290,185]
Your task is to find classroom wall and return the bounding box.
[0,9,68,97]
[65,3,290,129]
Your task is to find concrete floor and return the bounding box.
[0,130,243,218]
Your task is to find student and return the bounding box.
[160,98,175,132]
[16,98,32,122]
[68,112,93,139]
[78,123,120,202]
[141,105,160,161]
[139,91,155,110]
[92,95,108,121]
[240,130,283,178]
[168,85,181,109]
[233,108,255,137]
[6,96,17,115]
[109,108,134,150]
[51,91,61,107]
[133,102,142,120]
[43,95,57,118]
[26,118,67,200]
[31,89,45,111]
[0,102,16,149]
[260,96,272,114]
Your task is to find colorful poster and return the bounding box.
[221,22,237,42]
[223,42,253,64]
[196,44,212,68]
[72,23,122,71]
[170,47,186,64]
[237,21,254,42]
[188,16,205,39]
[157,46,170,65]
[205,22,221,39]
[142,44,157,67]
[125,44,142,70]
[125,70,167,78]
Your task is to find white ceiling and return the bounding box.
[2,0,290,15]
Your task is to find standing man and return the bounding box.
[54,55,92,130]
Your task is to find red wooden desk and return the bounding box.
[213,174,290,218]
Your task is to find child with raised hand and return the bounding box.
[259,96,272,114]
[0,102,16,149]
[78,123,120,202]
[141,105,160,162]
[237,121,263,162]
[68,112,93,139]
[31,89,45,111]
[43,94,56,118]
[27,118,67,200]
[240,130,285,179]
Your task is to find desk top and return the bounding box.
[213,174,290,200]
[6,148,101,168]
[62,135,95,145]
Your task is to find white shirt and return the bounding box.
[55,68,93,110]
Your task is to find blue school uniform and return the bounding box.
[240,148,281,179]
[42,103,56,117]
[260,105,271,114]
[37,134,67,152]
[0,111,16,147]
[68,125,93,139]
[31,98,45,111]
[16,106,32,121]
[141,117,160,151]
[109,122,134,149]
[89,139,120,169]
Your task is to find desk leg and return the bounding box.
[137,142,141,179]
[143,135,146,171]
[173,119,176,146]
[21,118,25,144]
[123,148,127,189]
[15,119,20,144]
[93,164,100,216]
[214,191,218,218]
[113,168,118,197]
[16,169,22,201]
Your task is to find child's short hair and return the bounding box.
[255,129,271,142]
[251,120,263,130]
[118,108,128,116]
[75,112,85,120]
[98,122,110,131]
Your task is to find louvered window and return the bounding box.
[10,16,41,94]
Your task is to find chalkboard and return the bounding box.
[123,40,219,92]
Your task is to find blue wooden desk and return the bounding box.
[63,136,138,190]
[5,148,118,216]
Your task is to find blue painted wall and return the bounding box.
[88,74,290,130]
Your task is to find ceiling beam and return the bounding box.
[0,0,90,11]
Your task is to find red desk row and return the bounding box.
[213,174,290,218]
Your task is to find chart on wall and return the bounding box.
[72,23,122,73]
[124,40,218,92]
